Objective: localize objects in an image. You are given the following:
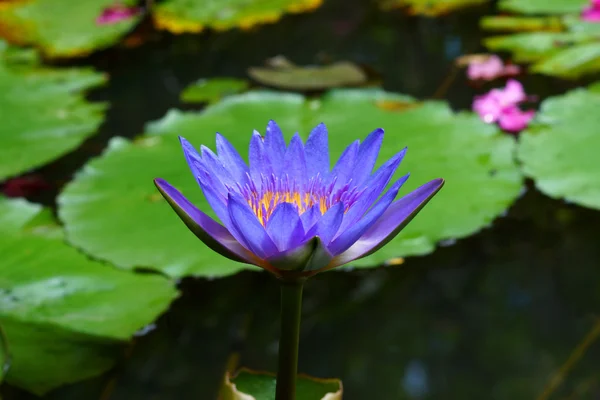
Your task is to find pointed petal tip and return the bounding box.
[153,177,166,187]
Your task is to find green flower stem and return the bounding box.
[275,279,305,400]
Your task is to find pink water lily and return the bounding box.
[472,79,535,133]
[466,55,520,81]
[582,0,600,22]
[96,4,140,25]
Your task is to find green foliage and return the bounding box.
[481,1,600,78]
[0,0,141,57]
[59,89,522,276]
[0,42,106,180]
[0,197,179,394]
[498,0,588,14]
[518,85,600,210]
[181,78,249,104]
[154,0,323,33]
[378,0,489,16]
[248,61,366,90]
[221,369,342,400]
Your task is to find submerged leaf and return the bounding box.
[220,369,342,400]
[59,89,521,276]
[181,78,249,104]
[248,61,366,91]
[0,197,178,394]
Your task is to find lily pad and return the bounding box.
[481,0,600,78]
[518,85,600,210]
[483,32,588,63]
[181,78,249,104]
[0,42,106,181]
[153,0,323,33]
[0,197,178,394]
[378,0,489,16]
[531,41,600,78]
[480,16,563,32]
[248,61,367,91]
[0,0,142,57]
[0,322,6,384]
[221,369,342,400]
[2,316,121,395]
[498,0,588,14]
[59,89,521,276]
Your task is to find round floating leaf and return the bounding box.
[518,85,600,209]
[0,0,142,57]
[0,197,178,394]
[2,316,121,395]
[181,78,249,104]
[480,16,563,32]
[0,322,6,384]
[153,0,323,33]
[248,61,367,90]
[59,89,521,275]
[531,41,600,78]
[481,0,600,78]
[498,0,588,14]
[221,369,342,400]
[378,0,489,16]
[0,43,106,181]
[484,32,587,63]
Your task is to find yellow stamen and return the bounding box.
[247,190,329,226]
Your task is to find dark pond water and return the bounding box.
[3,0,600,399]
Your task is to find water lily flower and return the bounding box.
[154,122,443,278]
[466,55,520,81]
[582,0,600,22]
[472,79,535,133]
[96,4,140,25]
[497,106,536,133]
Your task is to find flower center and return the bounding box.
[246,189,330,226]
[239,175,360,226]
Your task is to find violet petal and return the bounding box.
[327,178,444,269]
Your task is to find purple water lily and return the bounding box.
[154,121,443,278]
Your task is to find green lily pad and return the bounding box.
[531,41,600,78]
[2,316,121,395]
[481,0,600,78]
[221,369,342,400]
[484,31,588,63]
[0,197,178,394]
[181,78,249,104]
[0,42,106,181]
[59,89,521,276]
[378,0,489,16]
[0,0,141,57]
[248,61,366,91]
[0,322,6,384]
[153,0,323,33]
[518,85,600,210]
[498,0,588,14]
[480,16,563,32]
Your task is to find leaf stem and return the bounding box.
[275,279,304,400]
